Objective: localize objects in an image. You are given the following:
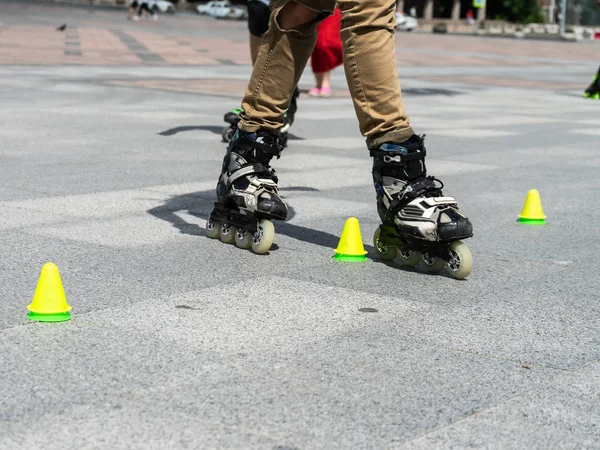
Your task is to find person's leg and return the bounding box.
[128,1,138,18]
[319,70,331,96]
[313,72,324,88]
[335,0,472,275]
[140,3,155,18]
[239,0,335,134]
[310,71,331,97]
[337,0,412,148]
[320,71,330,89]
[210,0,334,252]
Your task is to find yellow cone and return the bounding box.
[518,189,547,225]
[333,217,368,262]
[27,263,72,322]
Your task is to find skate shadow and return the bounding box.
[147,190,214,237]
[157,125,304,141]
[158,125,222,136]
[402,87,463,97]
[146,189,376,255]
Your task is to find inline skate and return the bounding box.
[371,135,474,279]
[207,130,287,254]
[222,88,299,145]
[221,109,294,147]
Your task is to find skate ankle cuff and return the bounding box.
[369,148,427,161]
[234,133,283,160]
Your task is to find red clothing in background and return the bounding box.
[310,8,343,74]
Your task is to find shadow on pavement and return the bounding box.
[157,125,303,141]
[146,189,377,255]
[158,125,222,136]
[402,87,463,96]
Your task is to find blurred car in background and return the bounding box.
[196,0,247,19]
[150,0,175,13]
[395,12,418,31]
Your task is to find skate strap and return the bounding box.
[236,133,283,159]
[387,176,443,218]
[229,163,278,184]
[369,148,426,162]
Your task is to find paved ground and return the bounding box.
[1,2,600,449]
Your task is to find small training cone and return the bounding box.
[333,217,368,262]
[27,263,72,322]
[518,189,547,225]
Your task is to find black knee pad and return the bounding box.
[247,0,271,37]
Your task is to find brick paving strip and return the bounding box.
[420,75,584,90]
[109,28,163,63]
[64,27,81,57]
[104,78,249,97]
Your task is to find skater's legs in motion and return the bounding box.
[212,0,473,271]
[211,1,333,253]
[240,0,411,143]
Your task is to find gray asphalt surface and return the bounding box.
[1,2,600,449]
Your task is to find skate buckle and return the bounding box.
[383,155,403,164]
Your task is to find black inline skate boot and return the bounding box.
[371,135,474,279]
[222,110,295,148]
[221,109,293,147]
[584,73,600,100]
[222,87,299,146]
[207,129,287,254]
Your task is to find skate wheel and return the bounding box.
[373,228,398,261]
[219,223,236,244]
[206,218,220,239]
[235,227,252,249]
[421,252,445,273]
[397,248,421,267]
[222,127,235,143]
[251,219,274,254]
[446,240,473,280]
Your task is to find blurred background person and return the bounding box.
[308,7,343,98]
[128,0,157,21]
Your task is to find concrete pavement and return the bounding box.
[1,1,600,449]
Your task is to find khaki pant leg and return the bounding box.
[338,0,414,148]
[239,0,335,133]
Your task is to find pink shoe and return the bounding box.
[319,87,332,98]
[308,87,321,97]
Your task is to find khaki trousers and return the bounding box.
[239,0,414,149]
